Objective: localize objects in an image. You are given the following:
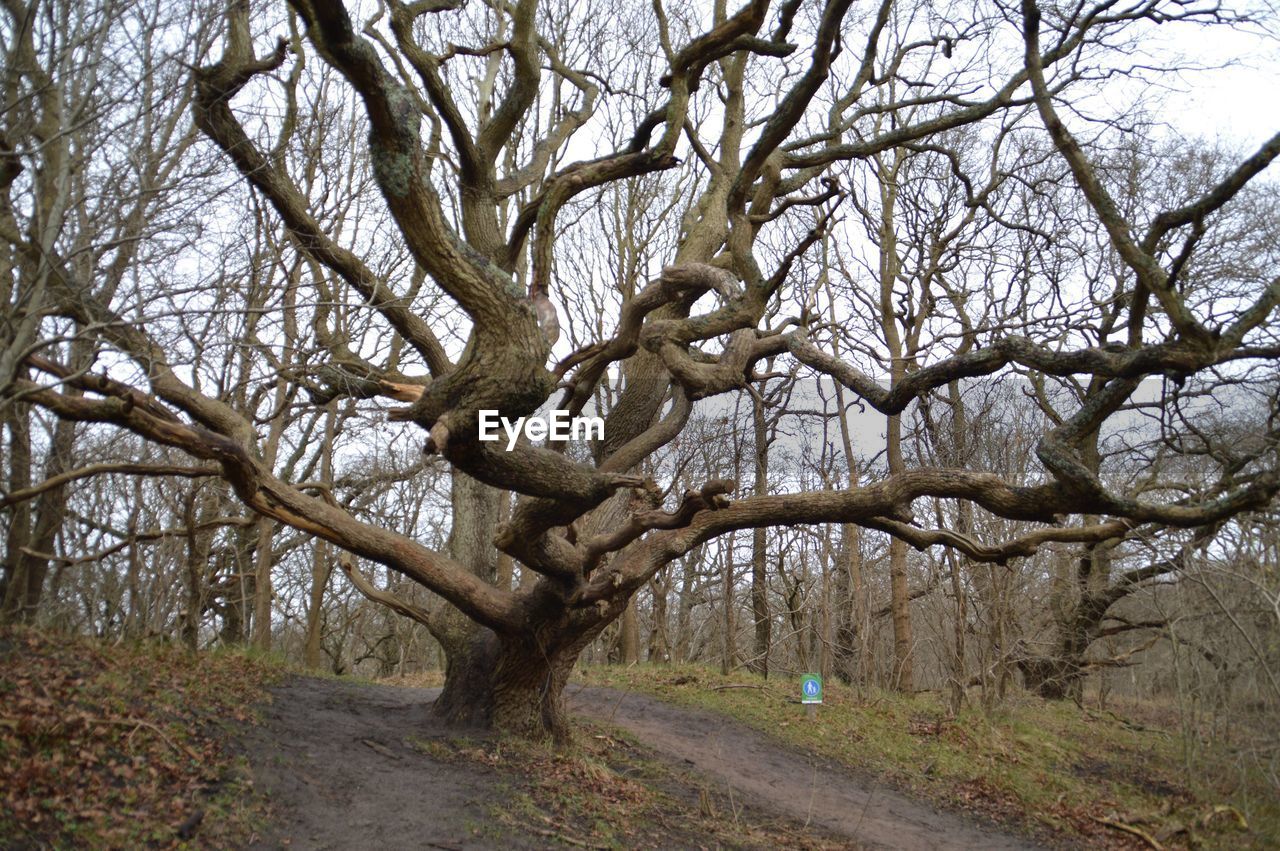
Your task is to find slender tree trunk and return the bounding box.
[946,549,968,713]
[304,538,330,669]
[304,407,337,669]
[878,150,914,693]
[675,547,699,662]
[619,600,640,664]
[887,427,914,690]
[1,399,32,620]
[251,519,275,651]
[720,530,736,675]
[495,488,514,591]
[748,392,771,676]
[945,381,970,712]
[124,485,145,638]
[819,530,833,683]
[219,522,256,645]
[830,347,867,685]
[788,576,810,672]
[431,470,506,717]
[647,570,670,662]
[832,523,867,684]
[181,487,214,650]
[250,378,291,652]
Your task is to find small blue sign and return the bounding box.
[801,673,823,704]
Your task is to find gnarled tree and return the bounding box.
[6,0,1280,739]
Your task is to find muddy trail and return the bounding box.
[240,676,1043,850]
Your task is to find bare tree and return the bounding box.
[6,0,1280,741]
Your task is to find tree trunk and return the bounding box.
[674,547,700,662]
[432,335,679,736]
[877,149,915,693]
[946,550,968,714]
[647,570,670,663]
[2,407,74,623]
[251,518,275,651]
[1017,655,1082,701]
[619,599,640,664]
[888,533,913,690]
[719,530,736,675]
[832,523,867,685]
[1022,427,1111,702]
[124,482,145,638]
[748,391,771,676]
[1023,546,1111,701]
[181,487,214,650]
[0,399,33,621]
[218,522,257,645]
[831,360,867,686]
[432,613,610,741]
[304,538,330,669]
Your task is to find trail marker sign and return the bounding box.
[801,673,823,705]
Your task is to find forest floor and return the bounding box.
[4,631,1274,849]
[242,676,857,849]
[241,676,1038,850]
[0,628,274,849]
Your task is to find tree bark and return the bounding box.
[432,607,615,741]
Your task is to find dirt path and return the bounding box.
[241,677,1041,850]
[240,677,534,850]
[567,685,1040,850]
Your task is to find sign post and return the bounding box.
[801,673,822,719]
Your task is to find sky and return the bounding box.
[1136,18,1279,148]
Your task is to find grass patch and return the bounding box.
[0,627,278,848]
[576,663,1274,849]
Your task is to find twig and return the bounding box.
[361,738,402,760]
[101,717,201,761]
[524,825,608,849]
[1091,816,1164,849]
[1200,804,1248,830]
[495,809,608,850]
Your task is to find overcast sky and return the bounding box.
[1142,20,1279,147]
